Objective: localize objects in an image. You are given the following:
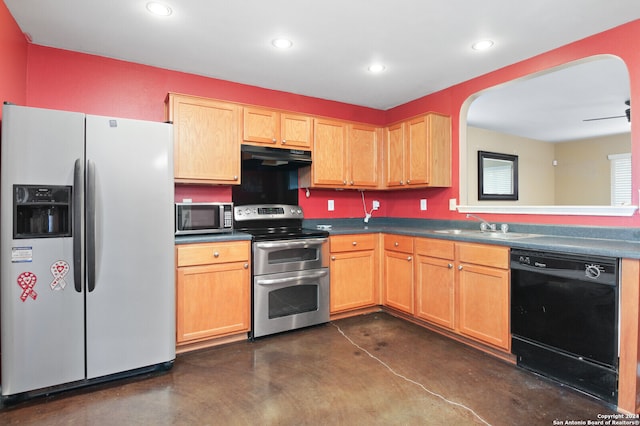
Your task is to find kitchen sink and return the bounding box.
[433,229,467,235]
[431,229,536,239]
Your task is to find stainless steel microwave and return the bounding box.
[175,202,233,235]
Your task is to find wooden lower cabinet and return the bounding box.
[413,237,510,351]
[383,235,414,314]
[329,234,378,313]
[415,239,455,329]
[175,241,250,345]
[457,261,510,349]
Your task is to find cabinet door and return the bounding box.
[281,113,313,149]
[415,255,455,329]
[458,263,510,350]
[176,262,250,343]
[330,250,377,313]
[383,250,414,314]
[348,124,379,188]
[405,116,429,186]
[426,113,452,187]
[385,123,405,187]
[169,95,240,184]
[243,107,279,145]
[312,119,347,186]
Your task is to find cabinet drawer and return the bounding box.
[383,234,413,254]
[177,241,250,267]
[456,242,509,269]
[414,237,454,259]
[331,234,376,252]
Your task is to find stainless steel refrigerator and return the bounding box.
[1,104,175,398]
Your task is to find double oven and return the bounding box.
[234,204,330,338]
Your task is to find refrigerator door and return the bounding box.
[84,115,175,379]
[1,105,85,395]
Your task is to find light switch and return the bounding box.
[328,200,335,211]
[420,199,427,211]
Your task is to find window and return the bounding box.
[608,153,631,206]
[478,151,519,201]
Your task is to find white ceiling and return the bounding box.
[4,0,640,139]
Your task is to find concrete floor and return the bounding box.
[0,312,615,425]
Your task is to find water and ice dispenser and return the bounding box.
[13,185,72,238]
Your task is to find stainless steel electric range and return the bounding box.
[234,204,330,339]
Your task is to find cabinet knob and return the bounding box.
[243,263,249,269]
[233,176,238,181]
[399,180,404,185]
[458,265,463,271]
[272,138,277,143]
[350,181,354,185]
[407,256,412,261]
[282,139,287,144]
[448,263,453,269]
[394,242,399,247]
[352,241,357,246]
[331,256,336,261]
[343,180,347,185]
[213,251,220,258]
[407,180,411,184]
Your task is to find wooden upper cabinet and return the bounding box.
[308,119,380,189]
[347,124,380,188]
[165,93,241,185]
[243,107,313,150]
[385,123,405,188]
[312,118,348,186]
[384,113,451,188]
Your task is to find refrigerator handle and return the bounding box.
[73,158,83,292]
[86,159,97,292]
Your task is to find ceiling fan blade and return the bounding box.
[583,115,626,122]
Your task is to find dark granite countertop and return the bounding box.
[303,218,640,259]
[173,218,640,259]
[174,231,252,245]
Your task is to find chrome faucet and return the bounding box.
[466,214,496,232]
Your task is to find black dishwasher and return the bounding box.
[511,249,619,405]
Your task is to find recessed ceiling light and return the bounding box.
[146,2,172,16]
[272,38,293,49]
[368,63,386,73]
[472,39,494,51]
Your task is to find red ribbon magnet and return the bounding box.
[50,260,70,290]
[17,272,38,302]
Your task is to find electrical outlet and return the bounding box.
[420,199,427,211]
[372,200,380,210]
[449,198,457,211]
[328,199,335,211]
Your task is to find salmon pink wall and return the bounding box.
[14,18,640,227]
[0,1,27,119]
[24,45,385,125]
[381,19,640,227]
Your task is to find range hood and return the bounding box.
[241,144,312,169]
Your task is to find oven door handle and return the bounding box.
[255,238,328,249]
[256,270,328,286]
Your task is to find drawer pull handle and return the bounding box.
[352,241,357,246]
[213,252,220,258]
[394,242,399,247]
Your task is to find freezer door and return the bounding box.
[84,115,175,379]
[1,105,85,395]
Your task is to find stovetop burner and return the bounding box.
[233,204,329,241]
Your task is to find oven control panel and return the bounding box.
[234,204,304,221]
